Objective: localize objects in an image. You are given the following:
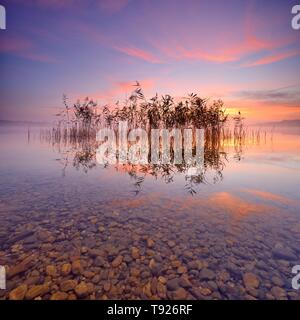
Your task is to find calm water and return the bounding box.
[0,125,300,300]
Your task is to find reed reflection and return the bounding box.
[39,125,258,195]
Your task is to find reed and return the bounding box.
[50,82,232,141]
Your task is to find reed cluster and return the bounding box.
[53,83,229,141]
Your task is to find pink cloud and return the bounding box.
[101,78,155,99]
[151,41,236,63]
[114,46,162,64]
[0,35,56,63]
[63,22,160,64]
[72,78,155,103]
[144,2,299,66]
[69,7,296,66]
[242,48,300,67]
[0,37,31,53]
[105,79,154,100]
[150,29,296,65]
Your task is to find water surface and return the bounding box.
[0,125,300,300]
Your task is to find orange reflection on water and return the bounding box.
[207,192,278,218]
[242,189,299,206]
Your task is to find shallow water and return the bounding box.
[0,125,300,300]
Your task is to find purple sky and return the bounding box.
[0,0,300,122]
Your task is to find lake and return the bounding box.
[0,124,300,300]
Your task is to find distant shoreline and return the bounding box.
[1,119,300,128]
[253,119,300,127]
[0,120,50,127]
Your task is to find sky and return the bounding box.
[0,0,300,123]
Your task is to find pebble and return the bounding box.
[61,263,72,276]
[75,282,89,298]
[94,256,105,267]
[50,292,68,300]
[142,282,152,298]
[178,276,192,288]
[243,273,260,290]
[271,276,284,287]
[199,268,215,280]
[92,275,101,284]
[157,282,167,299]
[9,284,28,300]
[158,276,167,284]
[111,255,123,267]
[199,287,212,296]
[25,284,50,300]
[72,260,83,275]
[271,286,287,300]
[131,247,140,259]
[130,268,140,277]
[7,255,36,279]
[272,244,297,261]
[177,266,187,274]
[187,260,200,270]
[60,279,78,292]
[167,241,176,248]
[172,287,187,299]
[166,278,179,291]
[147,238,155,248]
[46,265,57,277]
[103,282,111,292]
